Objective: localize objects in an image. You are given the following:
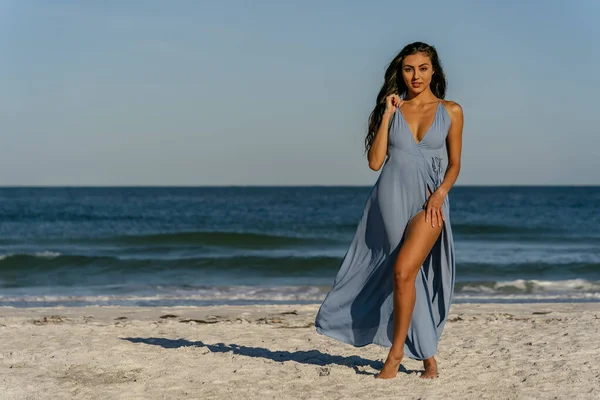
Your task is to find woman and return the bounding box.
[314,41,463,379]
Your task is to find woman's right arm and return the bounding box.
[367,111,394,171]
[368,94,401,171]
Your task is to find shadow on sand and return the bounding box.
[121,337,420,376]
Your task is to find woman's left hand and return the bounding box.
[423,190,446,228]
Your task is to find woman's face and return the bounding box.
[401,52,434,94]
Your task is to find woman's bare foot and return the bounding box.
[375,348,404,379]
[419,357,438,379]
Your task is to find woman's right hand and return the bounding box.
[385,94,403,115]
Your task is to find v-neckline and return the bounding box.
[398,101,441,146]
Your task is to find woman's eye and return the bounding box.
[420,68,428,71]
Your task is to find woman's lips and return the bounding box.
[412,82,422,86]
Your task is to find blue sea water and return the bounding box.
[0,186,599,307]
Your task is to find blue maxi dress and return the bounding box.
[315,101,455,360]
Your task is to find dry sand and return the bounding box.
[1,302,599,399]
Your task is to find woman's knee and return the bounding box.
[393,267,417,288]
[393,251,419,287]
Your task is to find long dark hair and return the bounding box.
[365,42,447,154]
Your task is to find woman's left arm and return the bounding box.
[437,101,464,197]
[425,101,464,227]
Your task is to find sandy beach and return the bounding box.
[0,302,599,399]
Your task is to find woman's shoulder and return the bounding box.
[440,99,462,113]
[440,99,463,119]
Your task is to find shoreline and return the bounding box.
[1,302,599,399]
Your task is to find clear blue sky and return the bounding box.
[1,0,598,186]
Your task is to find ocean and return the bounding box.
[0,186,598,307]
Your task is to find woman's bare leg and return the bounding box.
[376,203,443,379]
